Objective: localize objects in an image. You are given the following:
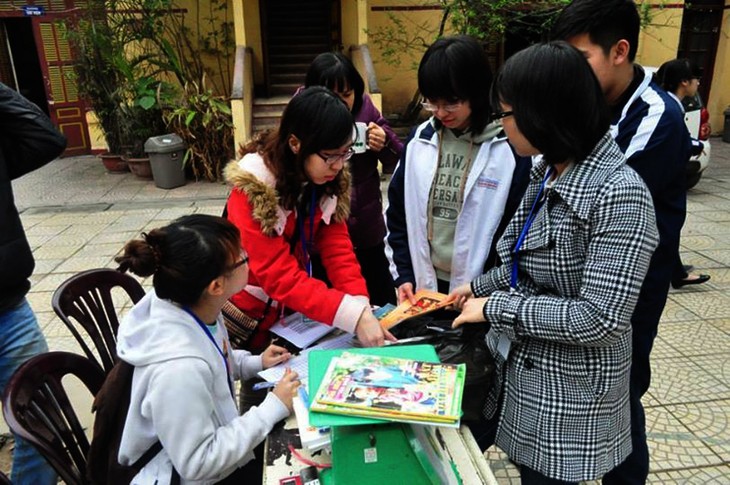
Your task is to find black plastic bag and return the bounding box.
[389,309,495,422]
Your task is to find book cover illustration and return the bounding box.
[311,352,465,425]
[378,290,455,330]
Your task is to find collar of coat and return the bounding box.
[530,132,627,221]
[224,153,350,236]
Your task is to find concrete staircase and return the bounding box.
[265,0,331,96]
[252,95,290,134]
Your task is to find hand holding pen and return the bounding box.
[272,368,300,412]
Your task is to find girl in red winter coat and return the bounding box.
[225,86,395,352]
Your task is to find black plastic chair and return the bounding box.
[52,268,145,375]
[2,351,105,485]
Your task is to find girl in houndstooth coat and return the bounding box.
[452,42,659,483]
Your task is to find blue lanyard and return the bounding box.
[182,306,234,398]
[298,188,316,277]
[511,167,555,289]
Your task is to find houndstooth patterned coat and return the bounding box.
[471,133,658,482]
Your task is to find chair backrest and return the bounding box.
[2,351,106,485]
[52,268,145,375]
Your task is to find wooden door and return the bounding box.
[32,15,90,156]
[677,0,724,102]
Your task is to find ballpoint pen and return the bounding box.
[252,381,277,391]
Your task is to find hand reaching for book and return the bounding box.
[397,282,417,305]
[273,368,300,412]
[447,283,474,311]
[356,310,397,347]
[452,297,488,328]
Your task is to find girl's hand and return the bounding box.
[273,368,300,412]
[397,282,417,305]
[262,344,291,369]
[356,310,396,347]
[448,283,474,311]
[367,123,386,152]
[452,297,489,328]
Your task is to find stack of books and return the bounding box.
[292,387,331,452]
[310,352,465,427]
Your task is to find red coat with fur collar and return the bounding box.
[224,153,369,351]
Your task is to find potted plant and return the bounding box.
[67,4,129,172]
[117,76,170,179]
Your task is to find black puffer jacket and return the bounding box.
[0,83,66,312]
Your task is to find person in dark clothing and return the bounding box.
[553,1,691,483]
[0,82,67,485]
[301,52,403,306]
[655,58,711,289]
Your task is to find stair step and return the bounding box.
[270,72,306,84]
[268,43,329,54]
[269,62,311,75]
[269,83,300,96]
[268,34,330,45]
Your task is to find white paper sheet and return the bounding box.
[269,312,336,349]
[257,332,355,389]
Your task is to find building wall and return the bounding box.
[366,1,447,118]
[707,2,729,135]
[635,0,684,67]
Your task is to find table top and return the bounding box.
[263,414,498,485]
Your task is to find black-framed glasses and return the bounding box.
[491,111,513,124]
[228,255,249,271]
[317,147,355,165]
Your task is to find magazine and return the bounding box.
[378,290,455,330]
[311,352,465,426]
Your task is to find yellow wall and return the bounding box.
[707,2,729,135]
[635,1,684,67]
[367,1,447,117]
[237,0,265,85]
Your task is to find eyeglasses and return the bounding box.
[317,147,355,165]
[420,100,463,113]
[491,111,513,125]
[228,255,249,271]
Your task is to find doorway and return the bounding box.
[0,18,48,115]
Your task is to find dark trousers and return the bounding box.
[671,251,689,284]
[354,242,396,306]
[312,242,396,307]
[603,271,670,485]
[520,466,578,484]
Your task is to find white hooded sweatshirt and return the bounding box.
[116,291,289,484]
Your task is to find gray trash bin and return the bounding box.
[144,134,187,189]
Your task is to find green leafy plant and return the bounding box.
[164,80,234,181]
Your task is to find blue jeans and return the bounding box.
[0,299,58,485]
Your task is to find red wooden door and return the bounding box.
[32,15,90,156]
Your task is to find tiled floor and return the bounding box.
[4,140,730,483]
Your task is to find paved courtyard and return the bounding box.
[3,139,730,483]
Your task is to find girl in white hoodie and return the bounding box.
[114,214,299,484]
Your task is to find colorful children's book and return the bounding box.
[311,352,465,427]
[378,290,455,330]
